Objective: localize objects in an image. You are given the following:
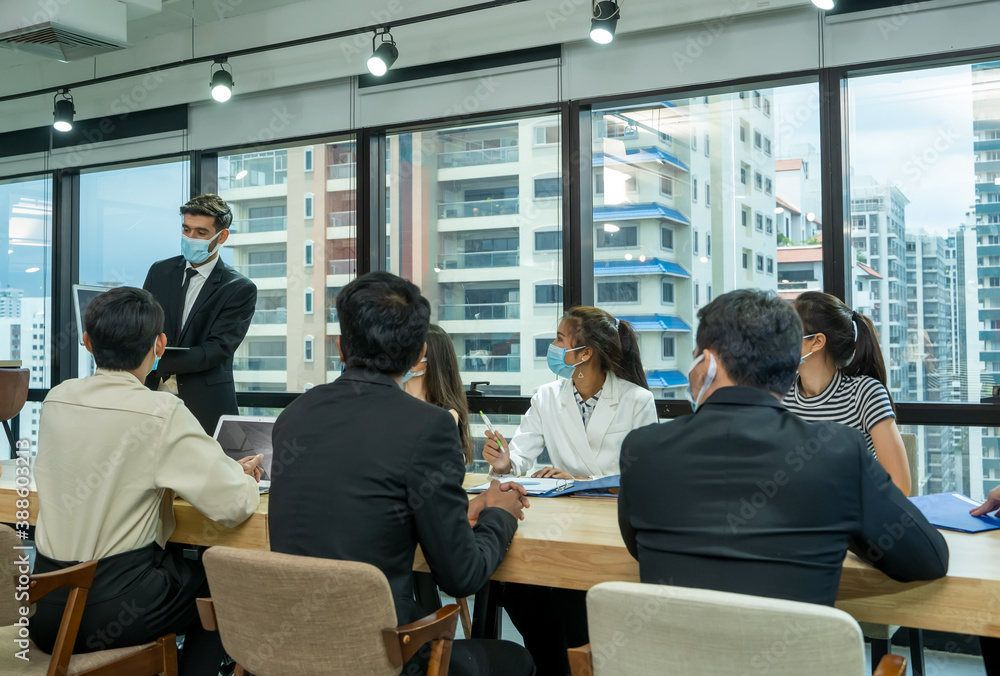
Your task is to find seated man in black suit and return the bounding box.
[269,271,533,676]
[619,288,948,606]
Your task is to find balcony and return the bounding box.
[438,198,519,219]
[230,216,287,233]
[252,308,287,325]
[439,303,520,321]
[233,356,287,371]
[327,259,357,275]
[327,163,356,180]
[329,211,357,228]
[438,146,519,168]
[460,355,521,372]
[327,355,343,371]
[327,308,339,323]
[233,262,287,278]
[438,251,519,270]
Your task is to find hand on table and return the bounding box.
[531,467,575,480]
[468,480,530,526]
[237,454,264,482]
[972,484,1000,517]
[483,430,512,475]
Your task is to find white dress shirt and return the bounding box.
[182,255,220,328]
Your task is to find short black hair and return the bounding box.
[180,194,233,232]
[85,287,164,371]
[335,271,430,375]
[696,289,802,395]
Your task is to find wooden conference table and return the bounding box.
[2,467,1000,638]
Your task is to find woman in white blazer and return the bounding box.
[482,306,657,676]
[483,307,658,479]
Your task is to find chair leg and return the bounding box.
[908,628,924,676]
[457,597,473,640]
[871,638,891,675]
[427,638,454,676]
[158,634,179,676]
[3,420,15,451]
[234,665,246,676]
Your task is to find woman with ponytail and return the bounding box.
[786,291,911,495]
[482,306,657,480]
[483,306,656,676]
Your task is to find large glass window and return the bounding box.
[78,159,190,379]
[591,84,822,398]
[845,60,1000,499]
[1,176,52,456]
[387,114,563,397]
[219,138,356,393]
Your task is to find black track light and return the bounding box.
[210,59,234,102]
[367,30,398,76]
[53,89,74,133]
[590,1,620,44]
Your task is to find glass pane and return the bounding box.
[902,423,991,500]
[78,160,191,378]
[387,115,562,396]
[1,176,53,456]
[591,85,822,398]
[845,63,1000,405]
[469,412,549,473]
[219,139,356,393]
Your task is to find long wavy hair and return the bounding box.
[423,324,473,465]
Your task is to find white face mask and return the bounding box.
[686,353,717,412]
[800,334,818,365]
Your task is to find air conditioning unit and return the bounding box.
[0,0,139,62]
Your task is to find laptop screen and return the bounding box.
[213,417,276,487]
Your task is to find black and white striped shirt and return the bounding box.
[782,371,895,458]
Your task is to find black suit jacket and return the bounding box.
[269,369,518,624]
[143,255,257,434]
[619,386,949,606]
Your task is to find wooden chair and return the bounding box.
[0,524,177,675]
[0,367,29,449]
[198,546,460,676]
[567,582,908,676]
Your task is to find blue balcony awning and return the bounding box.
[622,147,689,172]
[594,151,689,174]
[594,203,690,226]
[594,257,691,278]
[646,370,688,388]
[617,315,691,332]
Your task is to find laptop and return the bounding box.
[72,284,113,346]
[212,415,277,494]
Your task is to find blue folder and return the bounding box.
[908,492,1000,533]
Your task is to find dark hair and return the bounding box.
[84,287,164,371]
[696,289,802,395]
[180,194,233,232]
[423,325,473,465]
[792,291,894,410]
[336,271,430,375]
[563,306,648,390]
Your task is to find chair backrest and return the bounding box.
[0,524,29,625]
[901,432,919,496]
[0,368,29,422]
[203,547,400,676]
[585,582,866,676]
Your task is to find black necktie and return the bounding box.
[178,268,199,338]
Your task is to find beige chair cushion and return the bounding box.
[859,620,899,640]
[0,626,152,674]
[586,582,867,676]
[203,547,400,676]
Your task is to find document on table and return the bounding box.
[909,492,1000,533]
[467,477,575,496]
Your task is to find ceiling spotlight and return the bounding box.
[52,89,75,133]
[806,212,816,222]
[367,29,398,76]
[774,207,785,214]
[234,169,249,181]
[603,223,620,233]
[812,0,834,9]
[590,1,620,44]
[210,59,234,102]
[700,256,709,263]
[624,253,633,261]
[638,255,647,262]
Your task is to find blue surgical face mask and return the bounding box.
[181,229,225,265]
[547,343,585,379]
[150,341,161,375]
[685,352,717,412]
[401,358,427,385]
[800,333,818,365]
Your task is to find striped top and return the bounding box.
[574,386,603,428]
[782,371,895,458]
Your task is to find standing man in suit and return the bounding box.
[269,271,534,676]
[144,194,256,434]
[619,289,948,607]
